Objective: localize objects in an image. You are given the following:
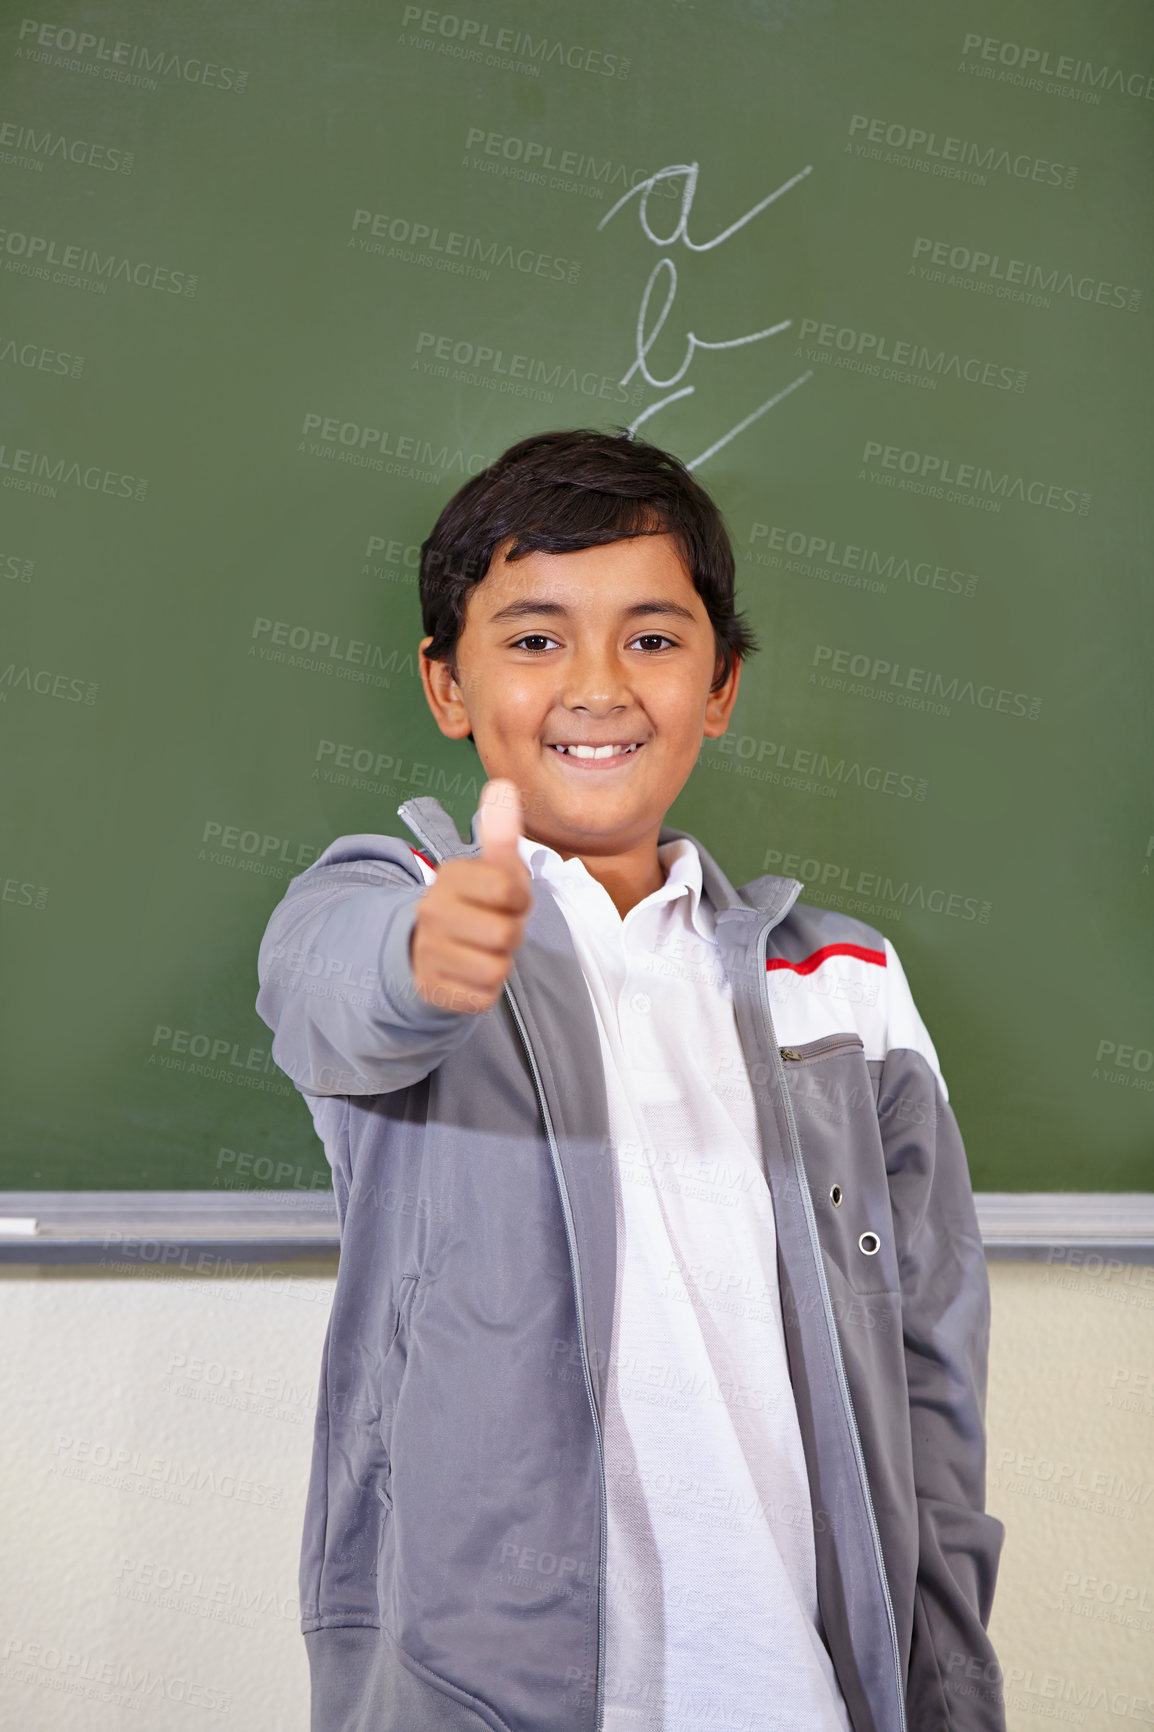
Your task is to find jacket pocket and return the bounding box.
[375,1276,420,1632]
[378,1274,419,1505]
[779,1032,865,1065]
[385,1273,419,1361]
[778,1036,899,1298]
[780,1033,885,1110]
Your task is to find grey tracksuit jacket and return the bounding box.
[256,793,1007,1732]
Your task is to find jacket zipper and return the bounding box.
[758,923,908,1732]
[503,987,609,1732]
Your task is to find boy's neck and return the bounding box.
[522,828,668,921]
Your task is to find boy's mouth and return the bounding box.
[545,741,645,768]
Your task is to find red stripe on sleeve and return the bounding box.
[410,848,436,870]
[766,942,887,975]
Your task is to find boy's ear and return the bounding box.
[419,636,473,740]
[702,653,742,738]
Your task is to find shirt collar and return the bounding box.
[516,832,714,943]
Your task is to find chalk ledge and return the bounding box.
[0,1191,1152,1265]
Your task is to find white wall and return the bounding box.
[983,1260,1154,1725]
[1,1257,1152,1730]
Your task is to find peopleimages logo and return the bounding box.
[703,733,928,802]
[797,318,1024,392]
[910,237,1141,313]
[0,663,97,705]
[313,740,483,805]
[414,331,637,408]
[462,129,672,203]
[811,643,1041,721]
[761,848,992,926]
[860,439,1090,515]
[959,33,1154,103]
[15,19,249,92]
[0,440,148,501]
[847,113,1077,189]
[299,411,490,484]
[248,615,412,691]
[0,118,134,174]
[747,523,979,598]
[399,8,630,78]
[0,335,84,378]
[0,225,197,295]
[350,208,580,284]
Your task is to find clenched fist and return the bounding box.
[409,779,533,1014]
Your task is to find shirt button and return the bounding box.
[628,991,652,1015]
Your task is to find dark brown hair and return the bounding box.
[418,427,759,694]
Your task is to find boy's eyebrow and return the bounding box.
[487,597,699,625]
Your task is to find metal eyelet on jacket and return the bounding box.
[859,1230,880,1255]
[830,1184,842,1207]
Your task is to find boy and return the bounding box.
[257,429,1006,1732]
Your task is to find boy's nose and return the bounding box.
[560,650,634,714]
[566,697,631,716]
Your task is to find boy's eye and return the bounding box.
[509,633,676,654]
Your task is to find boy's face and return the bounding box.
[418,533,742,857]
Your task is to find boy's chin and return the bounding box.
[527,788,664,846]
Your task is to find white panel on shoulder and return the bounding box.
[764,940,890,1058]
[881,937,948,1102]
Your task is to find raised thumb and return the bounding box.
[477,779,523,860]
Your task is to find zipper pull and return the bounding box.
[780,1047,802,1061]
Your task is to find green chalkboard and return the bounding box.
[1,0,1151,1190]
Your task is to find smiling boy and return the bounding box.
[257,429,1006,1732]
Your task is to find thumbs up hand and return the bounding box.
[409,780,533,1014]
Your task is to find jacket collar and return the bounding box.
[396,794,804,933]
[515,831,713,945]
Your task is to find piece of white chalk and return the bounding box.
[0,1217,39,1236]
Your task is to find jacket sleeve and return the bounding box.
[255,840,483,1096]
[877,939,1007,1732]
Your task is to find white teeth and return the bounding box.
[553,743,639,758]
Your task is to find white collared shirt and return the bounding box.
[514,832,854,1732]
